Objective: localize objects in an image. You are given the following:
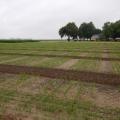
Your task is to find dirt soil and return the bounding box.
[0,64,120,86]
[81,85,120,108]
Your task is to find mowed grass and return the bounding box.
[112,61,120,74]
[71,59,100,72]
[0,55,70,68]
[0,74,120,120]
[36,57,70,68]
[0,41,120,51]
[0,55,26,64]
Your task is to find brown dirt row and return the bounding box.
[0,114,24,120]
[0,64,120,86]
[0,52,120,61]
[0,48,120,54]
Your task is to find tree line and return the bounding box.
[59,20,120,41]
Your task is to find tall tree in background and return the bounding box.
[59,22,78,41]
[78,22,96,40]
[115,20,120,38]
[59,27,67,39]
[66,22,78,40]
[110,20,120,40]
[102,21,120,40]
[59,20,120,41]
[102,22,112,40]
[87,22,96,40]
[78,23,87,40]
[94,28,102,34]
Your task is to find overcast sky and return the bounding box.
[0,0,120,39]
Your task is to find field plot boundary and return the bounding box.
[0,64,120,85]
[0,52,120,61]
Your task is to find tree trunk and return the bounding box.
[67,36,70,42]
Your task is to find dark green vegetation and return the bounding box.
[59,20,120,41]
[103,20,120,40]
[0,41,120,119]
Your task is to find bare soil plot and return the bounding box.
[80,84,120,108]
[0,64,120,85]
[93,86,120,108]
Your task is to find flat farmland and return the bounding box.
[0,41,120,120]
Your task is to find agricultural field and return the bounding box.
[0,41,120,120]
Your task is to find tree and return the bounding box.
[59,20,120,41]
[66,22,78,40]
[102,22,112,40]
[78,22,96,40]
[94,28,102,34]
[78,23,87,40]
[111,20,120,40]
[59,27,67,39]
[102,20,120,40]
[115,20,120,38]
[87,22,96,40]
[59,22,78,41]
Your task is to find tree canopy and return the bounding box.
[102,20,120,40]
[59,22,78,41]
[78,22,96,40]
[59,20,120,41]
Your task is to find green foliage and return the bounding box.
[59,22,78,41]
[59,20,120,41]
[59,22,102,41]
[78,22,96,40]
[102,20,120,40]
